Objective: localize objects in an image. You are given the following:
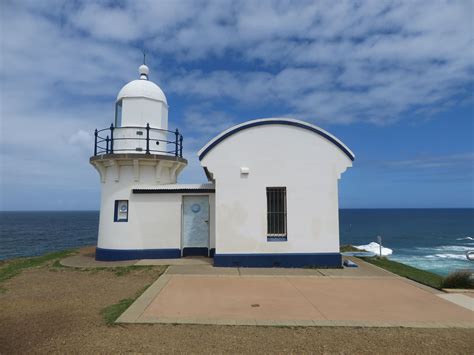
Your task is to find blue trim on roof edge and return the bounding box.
[95,248,181,261]
[198,120,354,161]
[213,252,342,268]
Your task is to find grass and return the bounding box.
[1,248,164,324]
[361,256,443,289]
[79,265,155,277]
[0,249,161,291]
[111,265,154,277]
[0,249,76,283]
[100,284,151,325]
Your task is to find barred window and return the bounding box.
[266,187,287,240]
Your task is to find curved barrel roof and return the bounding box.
[198,118,355,161]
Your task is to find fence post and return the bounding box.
[179,135,183,157]
[94,129,98,156]
[175,129,179,157]
[109,124,114,154]
[106,135,109,154]
[146,123,150,154]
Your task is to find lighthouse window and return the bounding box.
[114,200,128,222]
[266,187,287,241]
[115,100,123,127]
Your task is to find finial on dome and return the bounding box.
[139,64,149,80]
[139,50,149,80]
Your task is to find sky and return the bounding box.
[0,0,473,210]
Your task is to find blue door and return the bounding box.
[182,196,209,257]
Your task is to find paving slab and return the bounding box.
[117,274,172,323]
[166,265,240,275]
[238,267,324,276]
[135,257,211,266]
[129,274,474,328]
[61,251,213,268]
[139,275,325,322]
[437,293,474,311]
[287,277,470,322]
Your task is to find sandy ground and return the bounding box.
[0,259,473,354]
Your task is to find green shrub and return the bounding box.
[340,245,367,252]
[441,270,474,289]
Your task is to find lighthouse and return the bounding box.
[90,64,187,261]
[89,63,353,267]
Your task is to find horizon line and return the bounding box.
[1,207,473,213]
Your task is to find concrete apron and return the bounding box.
[117,270,474,328]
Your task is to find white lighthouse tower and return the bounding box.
[90,64,187,260]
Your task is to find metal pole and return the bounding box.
[377,235,382,257]
[146,123,150,154]
[106,135,109,154]
[175,129,179,157]
[110,124,114,154]
[179,135,183,157]
[94,129,98,156]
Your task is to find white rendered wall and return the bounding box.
[113,98,169,154]
[200,124,352,255]
[112,127,171,155]
[98,190,215,251]
[94,160,215,251]
[121,97,168,129]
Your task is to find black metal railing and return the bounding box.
[93,123,183,157]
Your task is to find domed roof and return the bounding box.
[116,65,167,104]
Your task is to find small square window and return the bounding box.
[114,200,128,222]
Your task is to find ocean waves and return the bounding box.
[415,245,473,253]
[425,253,468,261]
[354,242,393,256]
[389,243,474,275]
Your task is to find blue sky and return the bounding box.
[0,0,473,210]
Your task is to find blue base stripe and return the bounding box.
[95,248,181,261]
[213,253,342,268]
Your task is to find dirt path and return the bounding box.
[0,256,472,354]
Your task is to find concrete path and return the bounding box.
[61,252,212,268]
[63,248,473,327]
[118,271,474,328]
[438,293,474,311]
[164,257,398,278]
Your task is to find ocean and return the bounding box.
[1,209,473,276]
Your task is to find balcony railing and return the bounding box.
[93,123,183,157]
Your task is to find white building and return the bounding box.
[90,64,354,267]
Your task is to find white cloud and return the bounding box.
[0,0,472,208]
[384,153,474,170]
[69,129,93,152]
